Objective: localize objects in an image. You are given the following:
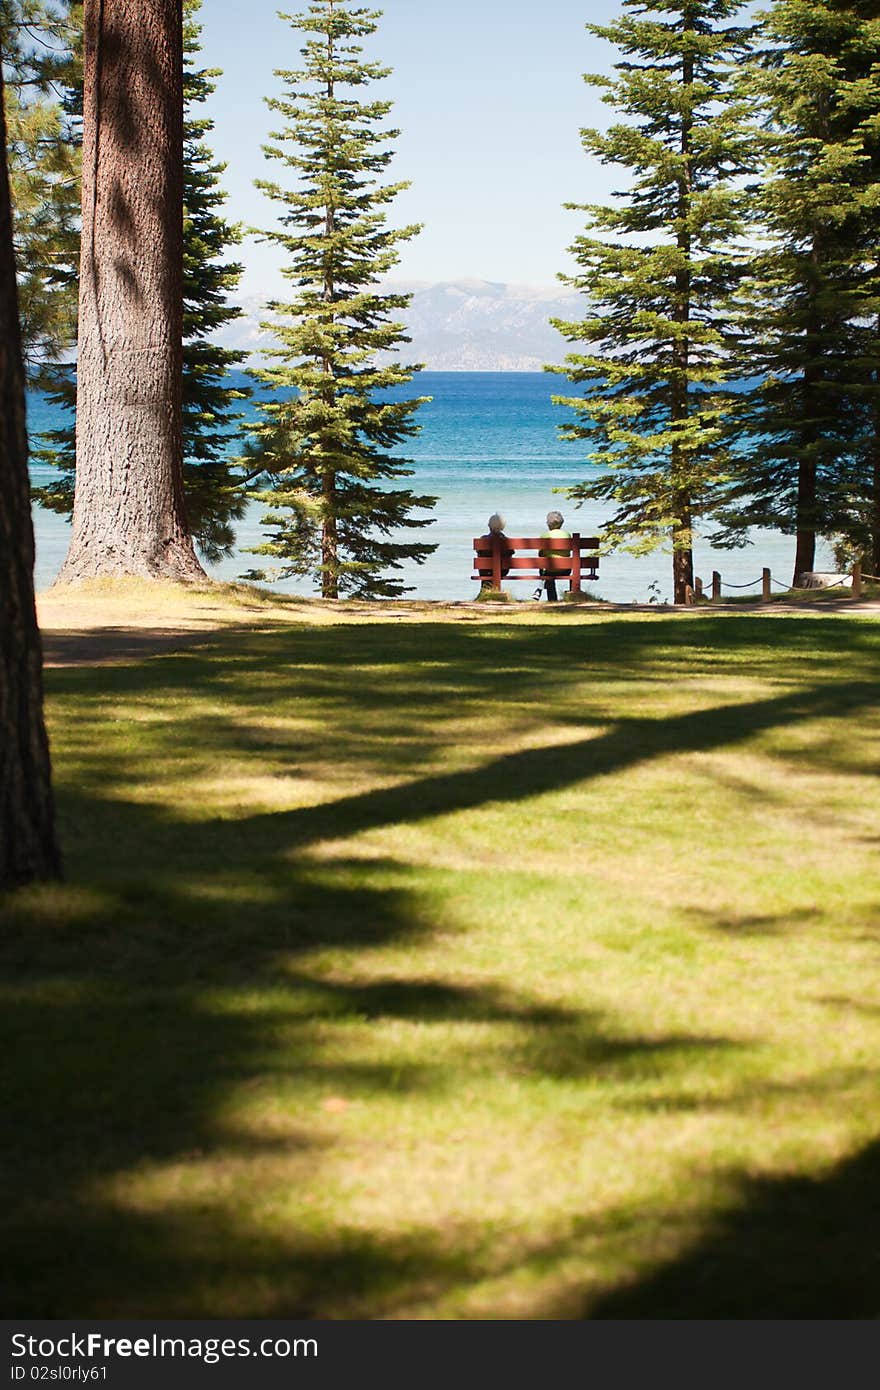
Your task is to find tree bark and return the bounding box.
[871,350,880,576]
[792,458,817,582]
[671,35,694,606]
[0,69,62,889]
[792,237,823,585]
[872,439,880,577]
[321,471,338,600]
[57,0,204,582]
[320,18,339,602]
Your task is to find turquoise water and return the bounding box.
[27,371,828,602]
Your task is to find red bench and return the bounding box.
[472,533,600,593]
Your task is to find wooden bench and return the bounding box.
[472,533,600,593]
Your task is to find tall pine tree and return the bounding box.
[247,0,435,600]
[179,0,249,561]
[33,0,250,564]
[550,0,754,604]
[720,0,880,583]
[0,0,80,373]
[54,0,202,582]
[806,0,880,577]
[0,59,60,889]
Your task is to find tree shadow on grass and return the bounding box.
[580,1138,880,1318]
[42,652,880,882]
[199,673,878,871]
[3,822,756,1317]
[685,906,824,937]
[42,614,880,784]
[0,893,750,1315]
[2,615,878,1315]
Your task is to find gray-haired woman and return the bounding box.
[535,510,571,601]
[475,512,515,591]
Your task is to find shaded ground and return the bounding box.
[42,627,227,667]
[36,577,880,669]
[4,591,880,1317]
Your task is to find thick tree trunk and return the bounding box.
[57,0,204,582]
[0,72,61,889]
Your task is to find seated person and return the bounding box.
[476,512,515,590]
[535,509,571,602]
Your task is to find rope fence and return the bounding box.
[685,562,875,606]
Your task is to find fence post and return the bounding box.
[694,576,703,601]
[852,561,862,600]
[762,568,771,602]
[712,571,721,603]
[684,584,694,606]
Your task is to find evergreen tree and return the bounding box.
[248,0,435,600]
[179,0,249,562]
[57,0,203,582]
[0,59,61,888]
[33,0,250,564]
[0,0,80,372]
[719,0,880,583]
[550,0,755,604]
[816,0,880,577]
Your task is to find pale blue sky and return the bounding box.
[197,0,624,295]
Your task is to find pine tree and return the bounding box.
[716,0,880,584]
[550,0,755,604]
[0,0,80,373]
[179,0,249,562]
[0,60,61,889]
[248,0,435,600]
[816,0,880,577]
[56,0,203,582]
[33,0,250,564]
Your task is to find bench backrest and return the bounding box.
[473,533,600,589]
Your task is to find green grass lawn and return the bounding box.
[3,602,880,1318]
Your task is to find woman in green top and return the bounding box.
[535,510,571,602]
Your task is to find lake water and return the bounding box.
[27,371,830,603]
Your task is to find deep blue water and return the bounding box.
[28,371,827,602]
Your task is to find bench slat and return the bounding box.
[472,571,599,580]
[474,555,577,571]
[473,536,599,550]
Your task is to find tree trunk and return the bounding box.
[320,26,338,603]
[793,460,817,582]
[0,70,62,889]
[872,357,880,577]
[672,510,694,603]
[321,473,338,600]
[671,38,694,606]
[793,237,823,586]
[57,0,204,582]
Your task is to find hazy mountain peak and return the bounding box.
[218,278,585,371]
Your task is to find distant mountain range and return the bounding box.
[215,279,586,372]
